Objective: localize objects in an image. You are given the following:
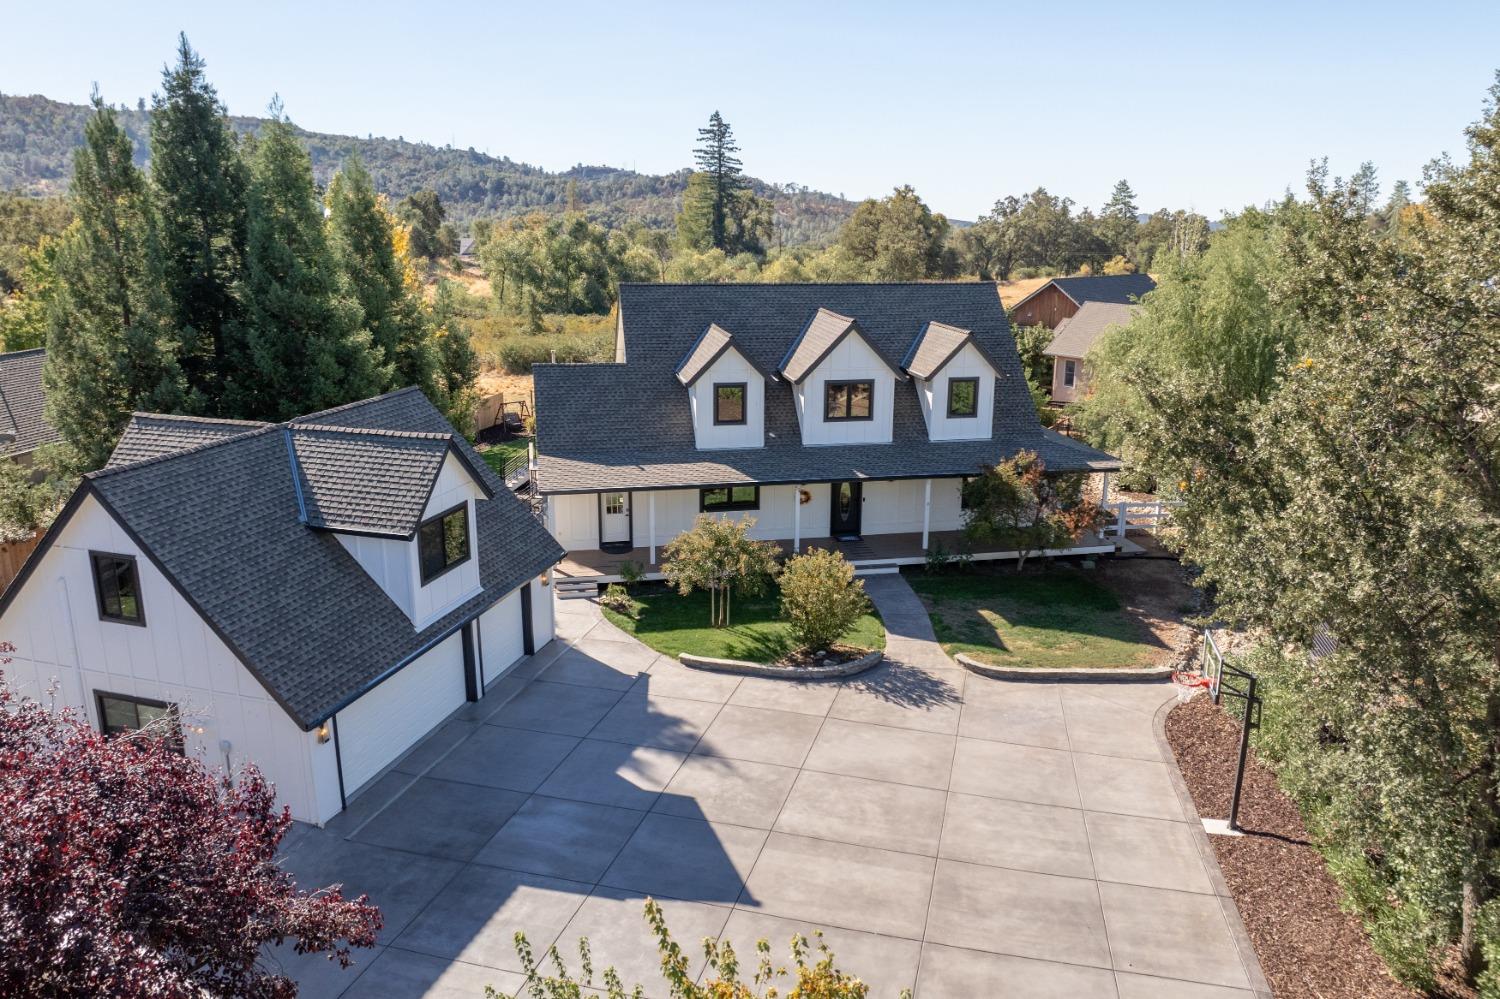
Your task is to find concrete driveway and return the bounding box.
[277,574,1267,998]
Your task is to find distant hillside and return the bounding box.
[0,93,858,245]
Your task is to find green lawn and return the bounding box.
[906,568,1158,669]
[602,584,885,663]
[477,438,531,477]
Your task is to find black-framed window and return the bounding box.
[418,503,471,584]
[1063,359,1077,387]
[824,380,874,421]
[91,552,144,625]
[713,383,747,425]
[947,377,979,418]
[96,691,181,749]
[700,485,760,512]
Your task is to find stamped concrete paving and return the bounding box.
[278,574,1267,998]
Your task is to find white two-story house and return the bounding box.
[532,282,1121,584]
[0,387,563,824]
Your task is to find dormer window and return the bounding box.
[418,503,471,584]
[947,377,979,418]
[713,383,747,425]
[824,380,874,421]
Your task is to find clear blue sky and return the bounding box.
[5,0,1498,221]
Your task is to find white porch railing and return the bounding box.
[1102,499,1179,538]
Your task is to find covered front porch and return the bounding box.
[555,528,1118,583]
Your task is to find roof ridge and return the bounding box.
[291,423,454,442]
[128,411,273,428]
[289,384,424,424]
[0,347,47,361]
[89,423,282,480]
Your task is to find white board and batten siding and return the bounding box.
[794,334,896,446]
[548,478,969,552]
[334,630,466,794]
[0,492,339,823]
[916,342,996,442]
[688,347,764,450]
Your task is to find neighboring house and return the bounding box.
[0,347,60,467]
[1043,301,1141,404]
[0,387,563,825]
[1010,273,1156,330]
[458,236,477,260]
[531,283,1121,584]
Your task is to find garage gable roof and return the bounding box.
[0,387,563,729]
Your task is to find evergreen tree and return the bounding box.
[229,101,387,420]
[396,190,447,260]
[1100,179,1139,259]
[689,111,743,252]
[43,94,183,471]
[148,34,248,412]
[326,155,436,392]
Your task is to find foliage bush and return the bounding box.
[961,451,1102,570]
[778,549,870,652]
[490,897,901,999]
[924,541,951,574]
[598,583,636,617]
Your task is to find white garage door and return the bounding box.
[480,589,526,683]
[337,630,466,793]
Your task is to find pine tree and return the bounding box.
[149,34,248,412]
[43,94,183,471]
[691,111,743,252]
[229,101,387,420]
[1100,179,1139,258]
[326,155,436,393]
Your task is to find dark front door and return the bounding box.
[830,481,862,538]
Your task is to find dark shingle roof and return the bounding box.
[676,323,734,386]
[290,426,463,537]
[1048,273,1157,307]
[14,387,562,729]
[0,348,60,457]
[534,283,1120,493]
[903,321,984,380]
[1043,302,1140,359]
[108,414,272,468]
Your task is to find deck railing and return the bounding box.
[1102,498,1179,538]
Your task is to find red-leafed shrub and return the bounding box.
[0,655,380,998]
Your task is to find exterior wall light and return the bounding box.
[316,721,332,744]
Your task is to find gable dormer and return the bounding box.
[289,427,491,627]
[676,323,770,450]
[779,308,903,446]
[903,321,999,441]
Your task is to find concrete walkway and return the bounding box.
[279,575,1267,998]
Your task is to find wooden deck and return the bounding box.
[555,530,1117,582]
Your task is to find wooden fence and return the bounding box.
[0,532,41,594]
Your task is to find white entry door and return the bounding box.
[600,491,631,545]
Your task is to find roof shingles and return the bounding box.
[0,348,60,456]
[534,283,1119,494]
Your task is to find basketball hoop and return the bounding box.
[1172,670,1212,703]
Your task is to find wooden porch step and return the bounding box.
[554,578,599,600]
[853,562,902,576]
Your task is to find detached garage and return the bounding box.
[0,388,565,826]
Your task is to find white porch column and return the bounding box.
[921,478,932,550]
[792,485,802,553]
[1100,471,1111,507]
[648,492,657,567]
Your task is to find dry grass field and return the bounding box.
[996,274,1055,308]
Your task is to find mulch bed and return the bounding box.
[1166,695,1424,999]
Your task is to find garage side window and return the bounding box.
[91,551,144,625]
[418,503,471,584]
[96,691,182,751]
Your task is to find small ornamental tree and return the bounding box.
[961,451,1102,571]
[778,548,870,652]
[660,515,780,628]
[0,663,381,998]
